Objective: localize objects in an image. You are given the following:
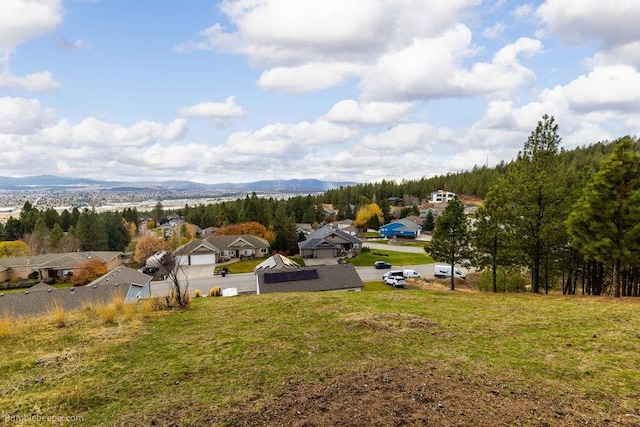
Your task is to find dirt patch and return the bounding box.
[406,272,481,293]
[343,312,438,332]
[225,364,637,427]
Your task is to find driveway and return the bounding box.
[149,242,435,297]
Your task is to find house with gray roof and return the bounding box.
[0,266,152,318]
[0,251,123,283]
[298,225,363,259]
[254,254,363,294]
[174,234,270,266]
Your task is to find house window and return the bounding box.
[243,249,252,256]
[221,250,229,257]
[260,248,268,254]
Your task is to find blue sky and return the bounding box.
[1,0,640,184]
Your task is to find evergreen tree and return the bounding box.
[501,114,566,293]
[471,179,521,292]
[75,209,108,251]
[49,223,64,251]
[4,217,23,241]
[19,201,40,234]
[103,211,131,251]
[60,209,72,232]
[272,205,299,254]
[422,210,434,232]
[430,197,470,291]
[567,137,640,297]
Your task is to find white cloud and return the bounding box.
[220,119,357,159]
[180,0,482,94]
[178,96,245,127]
[53,38,88,50]
[537,1,640,49]
[563,65,640,112]
[323,100,414,127]
[483,22,505,39]
[0,70,60,91]
[0,97,55,134]
[0,0,63,50]
[360,28,542,101]
[512,4,533,19]
[258,62,362,93]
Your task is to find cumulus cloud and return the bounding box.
[0,70,60,91]
[360,28,541,101]
[323,100,414,127]
[178,96,245,127]
[219,119,357,159]
[0,97,55,134]
[537,1,640,49]
[483,22,505,39]
[563,65,640,112]
[0,0,63,50]
[258,62,362,93]
[179,0,483,94]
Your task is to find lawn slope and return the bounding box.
[1,290,639,426]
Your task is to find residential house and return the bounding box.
[254,254,363,294]
[327,219,359,236]
[89,266,153,302]
[430,189,456,203]
[298,225,363,259]
[0,282,128,318]
[0,266,150,318]
[379,218,422,239]
[0,251,123,283]
[174,234,270,266]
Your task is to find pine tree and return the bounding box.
[567,137,640,297]
[430,197,470,291]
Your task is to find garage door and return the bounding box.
[189,254,215,265]
[315,248,335,258]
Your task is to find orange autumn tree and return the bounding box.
[133,235,168,265]
[71,259,108,286]
[216,222,275,244]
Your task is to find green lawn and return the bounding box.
[1,290,639,425]
[214,256,306,274]
[346,248,434,266]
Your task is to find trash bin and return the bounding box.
[221,271,226,277]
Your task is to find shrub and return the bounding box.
[48,302,69,328]
[209,287,221,297]
[0,313,13,337]
[477,266,528,293]
[95,303,119,325]
[194,289,201,298]
[138,298,156,317]
[360,246,371,253]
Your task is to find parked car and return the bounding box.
[374,261,392,269]
[384,275,406,288]
[434,264,466,279]
[402,269,421,278]
[382,270,404,280]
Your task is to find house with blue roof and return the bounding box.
[379,218,422,239]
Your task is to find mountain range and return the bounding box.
[0,175,356,193]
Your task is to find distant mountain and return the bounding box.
[0,175,356,193]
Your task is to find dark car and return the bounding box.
[374,261,392,269]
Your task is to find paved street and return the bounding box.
[149,240,436,298]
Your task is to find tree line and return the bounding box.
[1,114,637,298]
[0,204,139,254]
[430,115,640,297]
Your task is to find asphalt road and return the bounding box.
[149,241,435,297]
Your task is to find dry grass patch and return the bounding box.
[47,301,69,328]
[0,312,13,337]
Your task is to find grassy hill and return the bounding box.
[1,289,640,426]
